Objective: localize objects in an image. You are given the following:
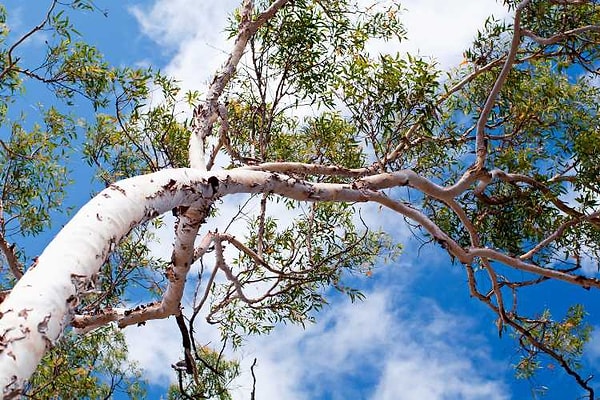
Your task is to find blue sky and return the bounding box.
[3,1,600,399]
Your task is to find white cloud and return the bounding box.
[231,288,509,400]
[125,318,186,385]
[130,0,238,49]
[133,0,511,90]
[124,245,508,399]
[130,0,241,94]
[372,359,508,400]
[585,327,600,369]
[397,0,509,68]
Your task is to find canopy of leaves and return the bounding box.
[1,0,600,398]
[26,326,146,399]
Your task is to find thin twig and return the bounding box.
[250,358,258,400]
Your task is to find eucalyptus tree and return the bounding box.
[0,0,599,399]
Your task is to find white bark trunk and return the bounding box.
[0,167,369,396]
[0,169,216,397]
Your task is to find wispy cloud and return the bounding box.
[130,0,241,93]
[130,0,238,49]
[132,0,509,89]
[231,287,510,400]
[131,224,509,399]
[585,328,600,369]
[397,0,509,68]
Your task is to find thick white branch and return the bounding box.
[0,169,219,397]
[0,167,367,393]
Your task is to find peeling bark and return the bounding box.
[0,167,366,392]
[1,164,599,394]
[0,166,465,391]
[0,169,217,395]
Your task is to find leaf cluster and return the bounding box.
[26,326,146,399]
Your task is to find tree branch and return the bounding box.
[0,1,58,82]
[522,25,600,46]
[2,165,598,390]
[0,233,23,280]
[188,0,292,169]
[469,247,600,289]
[474,0,529,169]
